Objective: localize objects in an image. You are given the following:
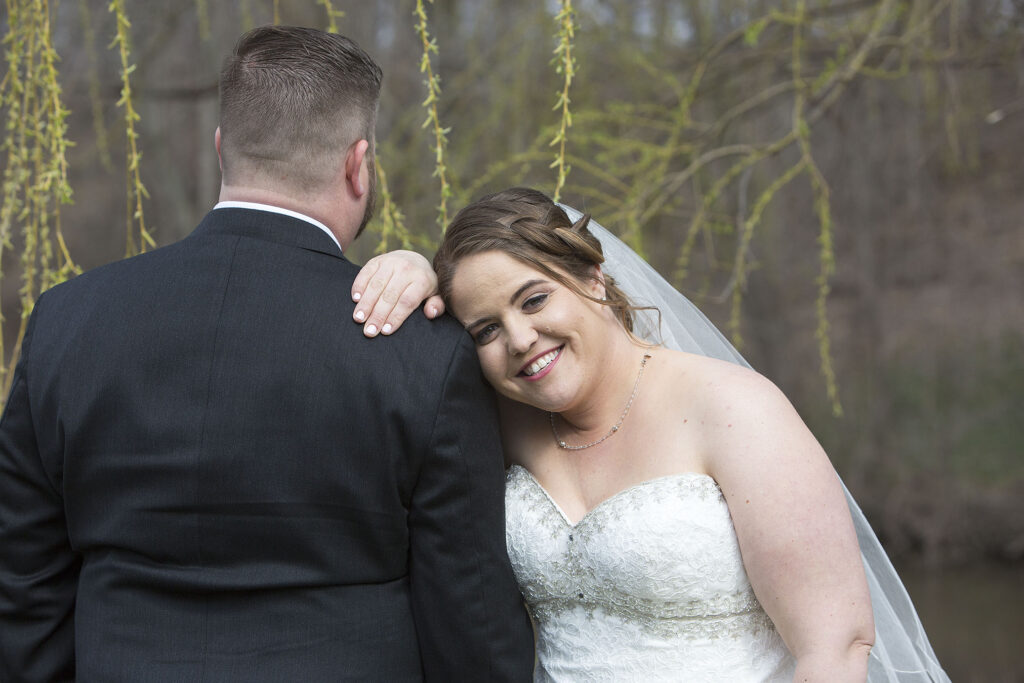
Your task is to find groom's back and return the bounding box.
[1,210,531,681]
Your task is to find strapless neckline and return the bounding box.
[508,464,718,528]
[504,463,795,681]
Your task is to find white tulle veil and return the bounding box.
[560,205,949,682]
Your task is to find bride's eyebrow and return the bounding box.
[463,278,549,331]
[510,279,547,304]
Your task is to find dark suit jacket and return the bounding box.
[0,208,533,682]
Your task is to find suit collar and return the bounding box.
[193,207,346,260]
[213,201,342,251]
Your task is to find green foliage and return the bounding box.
[109,0,154,257]
[413,0,452,230]
[240,0,255,30]
[195,0,210,41]
[372,158,433,255]
[550,0,576,203]
[0,0,80,397]
[317,0,343,33]
[79,0,113,172]
[0,0,1005,420]
[743,17,768,47]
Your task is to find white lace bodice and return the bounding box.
[505,464,796,682]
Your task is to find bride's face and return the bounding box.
[448,249,612,412]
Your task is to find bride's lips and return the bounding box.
[518,346,563,381]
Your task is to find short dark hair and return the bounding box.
[219,26,382,193]
[434,187,649,335]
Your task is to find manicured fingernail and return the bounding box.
[381,323,393,335]
[429,306,438,318]
[366,324,377,336]
[354,310,365,322]
[352,292,361,301]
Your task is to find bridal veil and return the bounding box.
[561,205,950,683]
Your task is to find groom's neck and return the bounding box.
[217,182,353,247]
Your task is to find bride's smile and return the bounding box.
[519,346,562,379]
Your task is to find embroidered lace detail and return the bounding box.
[505,465,796,682]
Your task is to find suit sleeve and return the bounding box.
[408,334,534,682]
[0,302,79,683]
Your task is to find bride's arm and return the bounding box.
[701,365,874,683]
[350,250,445,336]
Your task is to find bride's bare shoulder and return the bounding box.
[654,348,769,395]
[652,349,792,432]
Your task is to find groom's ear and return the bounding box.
[344,139,370,199]
[214,127,223,173]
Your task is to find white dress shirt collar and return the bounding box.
[214,201,342,252]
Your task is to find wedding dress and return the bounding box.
[502,206,949,682]
[506,465,796,681]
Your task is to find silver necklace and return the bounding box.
[549,353,652,450]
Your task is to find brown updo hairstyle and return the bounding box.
[434,187,648,335]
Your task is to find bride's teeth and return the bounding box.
[524,349,560,376]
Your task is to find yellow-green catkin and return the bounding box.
[195,0,211,41]
[550,0,576,203]
[0,0,30,393]
[79,0,113,171]
[318,0,343,33]
[413,0,452,231]
[240,0,255,31]
[37,0,77,288]
[109,0,154,257]
[373,159,415,255]
[792,0,842,415]
[0,0,79,400]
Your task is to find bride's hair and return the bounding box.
[434,187,651,335]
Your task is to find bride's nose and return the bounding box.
[505,317,538,356]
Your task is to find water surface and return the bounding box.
[898,562,1024,682]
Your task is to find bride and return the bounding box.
[356,187,948,682]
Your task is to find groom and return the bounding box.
[0,26,532,682]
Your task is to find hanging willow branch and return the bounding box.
[0,0,79,398]
[791,0,841,416]
[550,0,576,203]
[195,0,210,42]
[413,0,452,230]
[0,0,31,394]
[0,0,970,418]
[79,0,113,171]
[240,0,255,31]
[317,0,344,33]
[373,158,418,255]
[109,0,154,257]
[36,0,76,289]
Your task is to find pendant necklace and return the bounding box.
[549,352,652,450]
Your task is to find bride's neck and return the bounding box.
[556,330,651,436]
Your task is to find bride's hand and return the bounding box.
[351,250,445,337]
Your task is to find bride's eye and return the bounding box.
[473,322,499,345]
[523,293,548,311]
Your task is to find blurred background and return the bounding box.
[3,1,1022,679]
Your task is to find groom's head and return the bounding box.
[218,26,381,240]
